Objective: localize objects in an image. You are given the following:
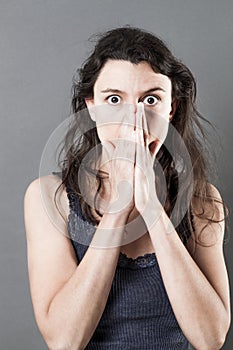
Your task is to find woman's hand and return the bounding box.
[100,106,136,216]
[134,103,165,225]
[99,103,168,222]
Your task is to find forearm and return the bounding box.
[43,212,128,350]
[144,205,229,350]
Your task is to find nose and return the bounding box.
[128,100,142,114]
[131,102,138,114]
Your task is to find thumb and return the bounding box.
[102,141,115,161]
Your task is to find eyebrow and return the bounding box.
[100,87,166,94]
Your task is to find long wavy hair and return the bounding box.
[54,26,227,249]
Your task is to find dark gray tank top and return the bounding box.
[53,171,191,349]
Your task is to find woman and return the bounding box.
[24,27,231,349]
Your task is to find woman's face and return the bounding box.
[85,60,176,147]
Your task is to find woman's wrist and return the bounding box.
[140,195,164,230]
[90,209,131,248]
[104,198,134,217]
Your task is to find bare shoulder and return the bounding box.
[191,182,225,223]
[187,183,226,253]
[24,174,70,240]
[24,173,66,200]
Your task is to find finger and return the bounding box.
[101,140,115,161]
[135,115,144,178]
[141,105,149,147]
[136,102,144,147]
[115,138,135,164]
[117,104,135,141]
[101,142,113,168]
[136,103,151,173]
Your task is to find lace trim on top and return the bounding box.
[118,252,157,269]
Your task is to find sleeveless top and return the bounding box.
[53,171,191,349]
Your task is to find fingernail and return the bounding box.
[137,102,144,111]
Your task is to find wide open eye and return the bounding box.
[142,95,159,106]
[107,95,121,105]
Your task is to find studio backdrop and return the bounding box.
[0,0,232,349]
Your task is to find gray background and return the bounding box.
[0,0,232,349]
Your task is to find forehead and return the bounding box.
[94,60,172,92]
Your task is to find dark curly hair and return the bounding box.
[54,26,227,249]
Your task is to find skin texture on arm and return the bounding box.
[144,193,230,350]
[24,175,131,350]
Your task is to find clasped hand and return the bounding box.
[100,103,168,218]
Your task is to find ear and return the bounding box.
[85,98,96,122]
[169,100,177,121]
